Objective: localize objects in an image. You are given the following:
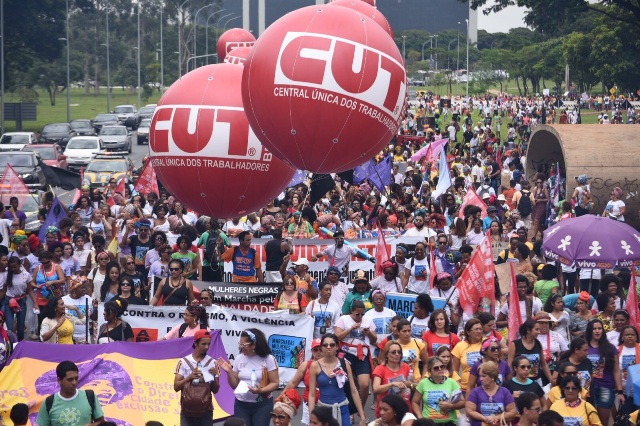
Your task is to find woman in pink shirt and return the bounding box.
[163,303,209,340]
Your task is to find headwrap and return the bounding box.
[327,266,341,276]
[68,275,87,291]
[371,289,386,299]
[45,226,59,236]
[436,272,452,282]
[576,174,591,185]
[579,291,591,303]
[28,235,40,252]
[481,337,499,353]
[397,245,408,254]
[274,389,301,419]
[135,218,151,229]
[122,204,136,215]
[11,232,27,245]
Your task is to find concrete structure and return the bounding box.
[526,124,640,229]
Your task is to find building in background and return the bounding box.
[216,0,477,43]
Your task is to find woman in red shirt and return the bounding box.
[372,341,414,417]
[422,308,461,357]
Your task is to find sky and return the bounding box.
[477,5,528,33]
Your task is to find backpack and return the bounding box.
[180,357,214,417]
[517,190,533,217]
[204,231,221,265]
[46,389,96,420]
[478,185,492,199]
[98,319,130,342]
[578,186,593,210]
[178,322,207,338]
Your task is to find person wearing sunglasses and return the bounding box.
[308,334,367,426]
[549,376,602,426]
[412,356,465,424]
[534,311,568,381]
[121,254,148,302]
[281,338,324,425]
[116,278,145,306]
[547,362,588,404]
[515,392,543,426]
[372,341,414,418]
[150,259,195,306]
[506,318,553,386]
[324,266,349,308]
[504,356,547,410]
[467,338,511,394]
[466,361,518,426]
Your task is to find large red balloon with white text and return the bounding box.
[328,0,392,37]
[149,64,295,217]
[224,46,252,66]
[217,28,256,62]
[241,5,406,173]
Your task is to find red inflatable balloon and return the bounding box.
[224,46,252,66]
[149,64,295,217]
[217,28,256,62]
[328,0,392,37]
[242,5,406,173]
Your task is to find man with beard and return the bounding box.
[310,229,369,281]
[404,214,437,242]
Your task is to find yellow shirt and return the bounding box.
[549,399,602,426]
[547,385,588,404]
[56,318,76,344]
[451,340,483,391]
[398,339,426,381]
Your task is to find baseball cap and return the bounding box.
[194,329,211,342]
[311,338,322,349]
[487,206,497,213]
[293,258,309,267]
[353,269,368,283]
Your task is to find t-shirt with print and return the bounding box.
[408,315,430,340]
[363,307,397,353]
[129,235,154,269]
[554,357,592,394]
[469,359,511,387]
[467,386,514,426]
[335,314,375,357]
[451,341,483,391]
[548,400,601,426]
[421,331,461,358]
[415,377,461,422]
[618,345,637,389]
[407,256,431,294]
[398,339,425,381]
[587,344,618,388]
[538,331,569,371]
[232,354,278,402]
[504,377,544,398]
[175,353,218,382]
[62,295,93,342]
[306,299,342,339]
[35,390,104,426]
[371,363,412,417]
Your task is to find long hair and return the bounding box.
[100,261,121,302]
[585,319,615,371]
[241,328,272,358]
[5,256,20,289]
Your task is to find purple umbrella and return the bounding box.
[542,215,640,269]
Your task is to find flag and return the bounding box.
[369,155,392,193]
[0,164,31,209]
[287,169,307,188]
[38,197,67,241]
[309,174,335,205]
[546,162,561,227]
[429,243,437,289]
[628,270,640,331]
[410,138,448,163]
[456,235,496,316]
[134,162,159,196]
[374,223,390,277]
[431,150,452,199]
[508,261,523,343]
[337,169,355,186]
[107,176,126,207]
[38,161,82,191]
[458,188,488,219]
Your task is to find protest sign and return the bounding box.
[385,292,446,318]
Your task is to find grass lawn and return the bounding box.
[2,88,164,133]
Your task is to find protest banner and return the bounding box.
[0,332,234,426]
[456,235,496,316]
[98,304,314,384]
[385,292,446,318]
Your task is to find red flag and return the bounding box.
[456,235,496,315]
[0,164,31,209]
[133,162,159,196]
[628,270,640,330]
[374,223,390,277]
[107,176,126,207]
[508,261,523,344]
[72,167,85,205]
[429,242,437,289]
[458,188,488,219]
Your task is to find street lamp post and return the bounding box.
[137,1,140,109]
[434,35,439,72]
[177,0,192,78]
[192,4,211,67]
[401,35,406,61]
[205,9,225,65]
[64,0,70,122]
[465,18,469,99]
[222,15,239,34]
[105,0,110,112]
[214,12,233,63]
[159,2,163,92]
[457,22,460,95]
[421,40,428,62]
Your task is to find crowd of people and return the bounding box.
[1,91,640,426]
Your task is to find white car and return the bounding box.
[0,132,37,151]
[64,136,104,170]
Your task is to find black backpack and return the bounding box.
[46,389,96,420]
[517,190,533,217]
[204,231,221,264]
[178,322,208,338]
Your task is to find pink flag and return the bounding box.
[0,164,31,208]
[628,270,640,330]
[133,162,159,196]
[410,138,448,162]
[429,243,437,289]
[374,223,390,277]
[458,188,488,219]
[107,176,126,207]
[456,235,496,315]
[508,262,523,343]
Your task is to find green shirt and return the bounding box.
[36,390,104,426]
[342,291,373,315]
[534,279,559,305]
[197,231,230,267]
[415,377,461,423]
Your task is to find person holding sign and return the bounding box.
[401,242,432,295]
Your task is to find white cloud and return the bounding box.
[477,5,529,33]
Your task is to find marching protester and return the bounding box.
[164,303,209,340]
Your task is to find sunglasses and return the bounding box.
[519,365,532,369]
[488,346,501,352]
[352,313,363,317]
[169,267,181,272]
[328,271,339,275]
[322,343,337,348]
[270,413,288,421]
[564,387,578,391]
[388,350,402,355]
[432,365,445,371]
[121,282,131,286]
[126,261,134,265]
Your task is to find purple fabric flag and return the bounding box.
[287,169,306,188]
[354,155,392,192]
[38,196,66,242]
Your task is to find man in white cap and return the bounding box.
[280,257,318,300]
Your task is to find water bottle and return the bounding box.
[251,369,257,388]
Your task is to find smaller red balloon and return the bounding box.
[217,28,256,62]
[223,46,252,66]
[329,0,391,36]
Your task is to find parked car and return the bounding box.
[99,125,131,153]
[113,105,138,129]
[64,136,104,170]
[136,119,151,145]
[84,154,133,189]
[22,144,68,170]
[38,123,76,148]
[70,119,96,136]
[0,151,47,190]
[0,132,38,151]
[93,113,119,132]
[136,105,156,125]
